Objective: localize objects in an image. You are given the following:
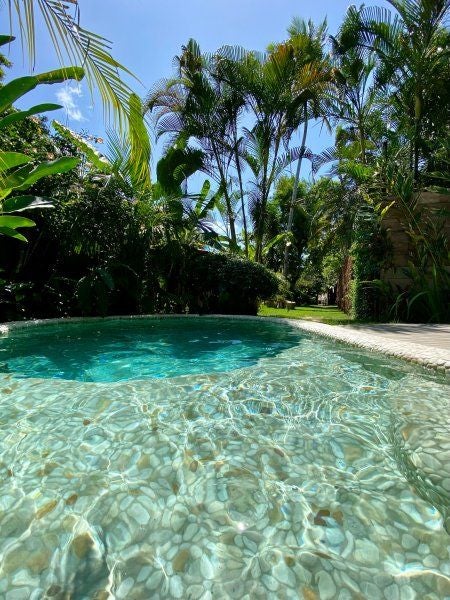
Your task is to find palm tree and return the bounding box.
[340,0,450,181]
[279,18,333,276]
[222,44,314,263]
[145,40,243,251]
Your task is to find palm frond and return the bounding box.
[4,0,149,174]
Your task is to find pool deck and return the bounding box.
[282,320,450,373]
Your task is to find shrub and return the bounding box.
[350,214,387,320]
[148,245,279,315]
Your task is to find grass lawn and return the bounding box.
[258,304,354,324]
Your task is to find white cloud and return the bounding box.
[56,84,85,122]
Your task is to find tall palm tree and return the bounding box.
[211,50,249,256]
[280,18,333,276]
[340,0,450,181]
[233,45,301,263]
[145,40,243,250]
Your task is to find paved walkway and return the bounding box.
[283,320,450,373]
[345,323,450,351]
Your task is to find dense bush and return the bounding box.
[350,215,387,320]
[148,245,279,315]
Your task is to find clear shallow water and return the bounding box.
[0,318,300,382]
[0,317,449,599]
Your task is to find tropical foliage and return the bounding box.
[2,0,449,322]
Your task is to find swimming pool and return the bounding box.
[0,317,449,598]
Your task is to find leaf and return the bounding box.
[0,152,32,172]
[2,195,54,213]
[16,157,80,190]
[35,67,85,84]
[0,104,62,129]
[0,67,84,113]
[0,35,15,48]
[128,93,151,191]
[262,232,292,255]
[0,226,28,242]
[0,164,34,195]
[0,215,35,229]
[53,121,112,173]
[199,179,211,203]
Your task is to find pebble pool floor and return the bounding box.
[0,317,449,599]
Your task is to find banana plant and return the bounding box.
[0,36,83,241]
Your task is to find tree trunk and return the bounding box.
[283,106,308,277]
[234,142,248,258]
[212,142,238,250]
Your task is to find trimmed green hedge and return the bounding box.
[148,245,279,315]
[0,243,279,320]
[350,215,387,320]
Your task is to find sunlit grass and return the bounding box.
[258,304,354,324]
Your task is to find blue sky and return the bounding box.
[2,0,389,179]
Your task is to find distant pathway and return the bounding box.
[282,320,450,374]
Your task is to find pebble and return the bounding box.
[399,585,415,600]
[170,575,184,598]
[316,571,336,600]
[423,554,439,568]
[261,574,278,592]
[384,583,400,600]
[6,590,31,600]
[145,570,163,590]
[326,528,345,546]
[273,562,296,587]
[401,534,417,550]
[116,577,134,598]
[172,548,190,572]
[137,566,151,582]
[354,539,380,565]
[361,582,382,599]
[200,555,214,579]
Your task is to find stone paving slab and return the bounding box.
[282,319,450,374]
[345,323,450,351]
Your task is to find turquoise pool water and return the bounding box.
[0,318,300,382]
[0,317,449,599]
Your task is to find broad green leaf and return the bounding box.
[53,121,112,173]
[128,93,151,191]
[0,152,32,172]
[262,232,290,256]
[0,215,35,229]
[0,164,34,192]
[0,67,84,113]
[0,77,39,113]
[16,157,80,190]
[2,195,53,213]
[0,104,62,129]
[0,226,28,242]
[199,180,211,203]
[0,35,15,48]
[35,67,84,85]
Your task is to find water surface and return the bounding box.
[0,317,449,599]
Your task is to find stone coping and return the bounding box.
[1,314,449,375]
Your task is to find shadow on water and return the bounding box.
[0,318,302,382]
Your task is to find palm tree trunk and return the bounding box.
[212,142,238,250]
[234,143,249,257]
[283,106,308,277]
